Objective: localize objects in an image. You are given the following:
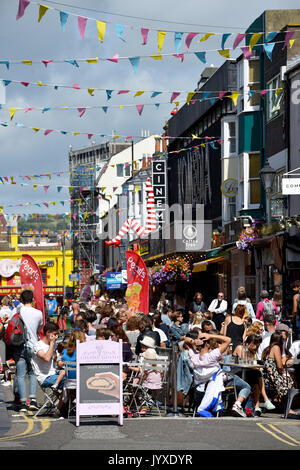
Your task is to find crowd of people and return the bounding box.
[0,280,299,420]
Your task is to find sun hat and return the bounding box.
[140,336,156,349]
[143,348,159,360]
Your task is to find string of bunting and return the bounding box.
[14,0,296,55]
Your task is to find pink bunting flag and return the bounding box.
[43,202,49,208]
[44,129,53,135]
[219,91,227,100]
[21,82,30,87]
[25,107,34,112]
[185,32,198,51]
[118,90,130,94]
[283,31,295,50]
[73,83,80,90]
[260,90,269,98]
[42,60,53,67]
[77,107,86,117]
[107,54,119,63]
[16,0,30,20]
[173,53,184,62]
[125,137,133,142]
[233,33,246,50]
[43,185,49,193]
[136,104,144,115]
[78,16,88,39]
[241,46,252,60]
[141,28,149,45]
[88,133,93,140]
[170,92,181,102]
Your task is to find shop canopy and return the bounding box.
[193,256,225,273]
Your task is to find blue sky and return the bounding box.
[0,0,299,216]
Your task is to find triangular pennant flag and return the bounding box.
[0,61,9,69]
[194,51,206,63]
[22,60,32,65]
[141,28,149,45]
[219,91,227,100]
[73,83,80,90]
[198,32,215,42]
[21,81,29,87]
[173,53,184,62]
[44,129,53,135]
[185,32,198,51]
[265,32,277,43]
[59,10,69,31]
[174,32,183,54]
[43,185,49,193]
[118,90,129,94]
[88,88,95,96]
[106,90,113,100]
[78,16,88,39]
[221,33,231,50]
[186,92,195,105]
[134,90,144,97]
[158,30,166,53]
[155,103,160,109]
[96,20,106,43]
[16,0,30,20]
[201,91,211,102]
[77,107,86,117]
[9,108,18,120]
[283,31,295,50]
[64,59,79,67]
[3,80,11,86]
[42,59,53,67]
[136,104,144,116]
[115,23,126,42]
[102,107,108,113]
[275,88,283,97]
[57,186,62,192]
[248,90,256,101]
[86,57,98,63]
[241,46,252,60]
[263,42,275,61]
[42,107,51,113]
[249,33,263,51]
[233,33,246,50]
[229,92,240,106]
[88,133,93,140]
[32,128,39,132]
[260,90,269,98]
[151,55,162,60]
[107,53,119,63]
[38,4,49,22]
[218,49,230,58]
[129,57,140,74]
[170,92,180,102]
[151,91,162,98]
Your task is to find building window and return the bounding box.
[41,269,47,285]
[125,164,131,176]
[249,153,260,205]
[267,75,283,121]
[224,119,237,156]
[116,164,123,177]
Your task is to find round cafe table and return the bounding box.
[220,360,264,381]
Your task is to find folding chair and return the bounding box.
[127,357,169,417]
[62,361,77,418]
[33,383,59,418]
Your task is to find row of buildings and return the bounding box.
[68,9,300,311]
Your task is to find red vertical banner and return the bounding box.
[19,254,46,325]
[125,251,149,315]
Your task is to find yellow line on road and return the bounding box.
[268,424,300,445]
[0,416,51,442]
[256,423,300,447]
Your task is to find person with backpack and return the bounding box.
[232,286,256,321]
[6,289,43,412]
[256,290,278,323]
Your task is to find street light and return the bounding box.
[260,161,276,224]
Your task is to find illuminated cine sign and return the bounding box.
[152,159,167,226]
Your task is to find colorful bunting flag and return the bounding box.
[38,4,49,23]
[59,10,69,31]
[283,31,295,50]
[78,16,88,39]
[233,33,246,49]
[129,57,140,74]
[198,32,215,42]
[185,32,198,51]
[136,104,144,115]
[249,33,263,51]
[141,28,149,45]
[194,51,206,63]
[96,20,106,43]
[174,32,183,54]
[218,49,230,58]
[221,33,231,50]
[16,0,30,20]
[263,42,275,61]
[158,31,166,53]
[115,23,126,42]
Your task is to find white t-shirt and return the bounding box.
[153,327,168,344]
[289,341,300,365]
[32,340,56,384]
[20,306,43,349]
[189,347,222,385]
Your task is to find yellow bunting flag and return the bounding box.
[192,134,200,139]
[198,32,215,42]
[158,31,166,53]
[113,135,120,140]
[186,92,196,105]
[86,58,98,63]
[73,132,80,135]
[119,105,123,110]
[275,88,283,96]
[289,39,295,48]
[38,4,49,22]
[22,60,32,65]
[229,92,240,106]
[88,88,95,96]
[249,33,263,51]
[32,128,40,132]
[9,108,18,120]
[134,91,145,97]
[38,81,46,86]
[96,20,106,43]
[151,55,163,60]
[218,49,230,58]
[174,101,179,106]
[33,185,37,190]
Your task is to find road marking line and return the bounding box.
[268,424,300,445]
[0,416,51,442]
[256,423,299,447]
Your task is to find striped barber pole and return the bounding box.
[105,178,157,247]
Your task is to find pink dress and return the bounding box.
[142,369,162,390]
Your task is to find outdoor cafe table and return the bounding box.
[220,360,264,381]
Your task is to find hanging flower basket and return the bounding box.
[236,225,258,253]
[149,257,192,285]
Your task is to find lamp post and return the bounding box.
[259,161,276,224]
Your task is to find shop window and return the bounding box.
[267,75,283,121]
[249,153,260,205]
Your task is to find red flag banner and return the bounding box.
[125,250,149,315]
[19,254,45,325]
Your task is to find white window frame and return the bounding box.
[238,152,260,211]
[266,74,283,121]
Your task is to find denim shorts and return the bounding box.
[42,374,65,389]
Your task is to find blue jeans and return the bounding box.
[42,373,65,389]
[226,375,251,400]
[13,345,37,402]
